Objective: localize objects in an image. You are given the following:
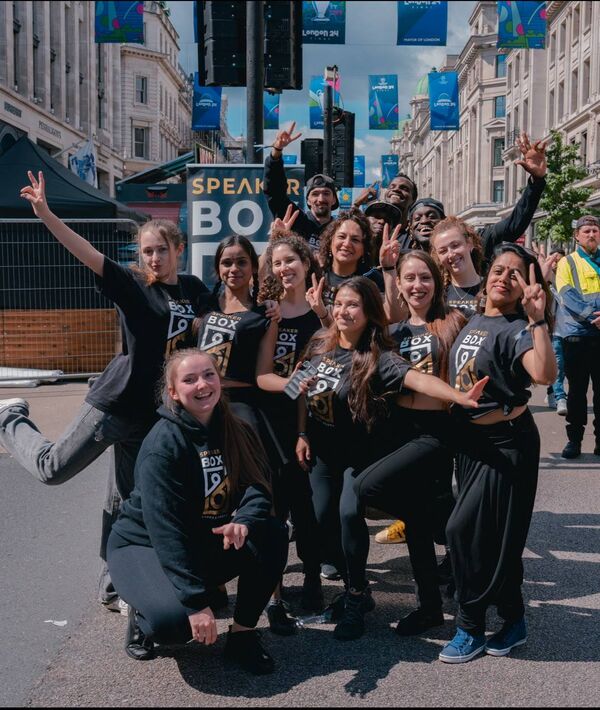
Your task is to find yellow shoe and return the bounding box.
[374,520,406,544]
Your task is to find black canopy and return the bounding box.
[0,136,149,222]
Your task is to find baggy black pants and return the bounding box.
[563,336,600,445]
[446,409,539,635]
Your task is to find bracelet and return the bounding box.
[528,319,547,330]
[297,431,308,439]
[272,144,283,152]
[382,265,396,272]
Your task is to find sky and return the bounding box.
[169,1,477,181]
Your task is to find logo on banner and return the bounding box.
[302,1,346,44]
[198,312,241,375]
[397,1,448,46]
[198,448,229,517]
[308,357,344,425]
[497,1,546,49]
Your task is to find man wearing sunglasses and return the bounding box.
[555,215,600,459]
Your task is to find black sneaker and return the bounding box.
[301,575,324,612]
[266,600,297,636]
[125,606,154,661]
[322,591,347,622]
[224,628,275,675]
[333,590,373,641]
[562,441,581,459]
[395,607,444,636]
[320,563,342,580]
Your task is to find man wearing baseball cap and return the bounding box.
[263,122,338,253]
[555,214,600,459]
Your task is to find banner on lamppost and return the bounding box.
[381,155,399,187]
[69,140,98,188]
[264,92,280,130]
[283,155,298,164]
[309,75,340,129]
[429,71,459,130]
[192,77,221,130]
[95,1,144,43]
[187,164,305,285]
[302,1,346,44]
[368,75,399,131]
[396,1,448,46]
[497,1,547,49]
[353,156,366,188]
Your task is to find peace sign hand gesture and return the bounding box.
[20,170,51,219]
[306,273,328,320]
[270,204,300,239]
[514,132,548,180]
[515,263,546,323]
[273,122,302,152]
[379,223,401,270]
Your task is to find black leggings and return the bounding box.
[446,409,540,635]
[107,518,288,644]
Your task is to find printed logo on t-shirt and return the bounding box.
[198,448,230,518]
[274,327,299,377]
[199,312,241,376]
[398,332,433,374]
[454,328,488,391]
[307,356,344,425]
[165,299,196,357]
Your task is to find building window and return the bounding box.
[559,21,566,55]
[558,81,564,119]
[135,76,147,104]
[495,54,507,78]
[583,59,590,104]
[571,69,578,113]
[550,32,556,65]
[572,5,580,39]
[583,1,592,29]
[581,131,588,165]
[524,49,530,76]
[133,127,149,159]
[549,89,555,127]
[493,180,505,203]
[494,96,506,118]
[493,138,505,167]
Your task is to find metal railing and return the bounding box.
[0,219,138,383]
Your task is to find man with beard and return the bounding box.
[263,122,338,254]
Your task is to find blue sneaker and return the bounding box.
[485,618,527,656]
[439,627,486,664]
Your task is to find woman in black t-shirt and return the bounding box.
[0,171,208,609]
[296,277,487,642]
[439,243,557,664]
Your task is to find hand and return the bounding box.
[515,264,546,322]
[353,182,379,207]
[188,607,217,645]
[264,299,282,322]
[273,122,302,152]
[455,375,490,408]
[270,204,300,239]
[591,311,600,329]
[20,170,51,218]
[379,223,401,269]
[291,360,318,396]
[212,522,249,550]
[514,132,548,180]
[306,274,328,319]
[296,435,312,472]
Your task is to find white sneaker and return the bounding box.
[0,398,29,417]
[556,398,568,416]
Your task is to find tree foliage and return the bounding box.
[536,130,593,243]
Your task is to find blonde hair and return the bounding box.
[134,219,184,285]
[430,216,483,287]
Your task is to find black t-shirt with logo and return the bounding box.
[322,268,385,306]
[86,257,209,419]
[196,299,270,384]
[445,282,482,318]
[391,321,440,377]
[449,313,534,420]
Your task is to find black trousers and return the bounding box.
[563,336,600,444]
[107,518,288,645]
[446,409,539,635]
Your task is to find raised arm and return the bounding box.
[404,369,489,408]
[20,171,104,276]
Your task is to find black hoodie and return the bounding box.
[112,404,273,614]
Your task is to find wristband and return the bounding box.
[297,431,308,439]
[528,319,547,330]
[382,265,396,272]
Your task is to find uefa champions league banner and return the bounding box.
[381,155,399,187]
[283,155,298,164]
[497,1,547,49]
[192,77,221,130]
[309,75,341,129]
[353,156,366,188]
[302,1,346,44]
[368,75,399,131]
[187,165,305,285]
[264,92,280,130]
[396,1,448,46]
[95,1,144,43]
[429,71,459,130]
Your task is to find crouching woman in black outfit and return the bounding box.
[107,348,288,674]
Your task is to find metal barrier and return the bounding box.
[0,219,139,383]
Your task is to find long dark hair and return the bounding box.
[161,348,271,496]
[212,235,260,305]
[430,216,484,287]
[304,276,396,431]
[318,209,373,274]
[397,251,467,382]
[258,233,322,302]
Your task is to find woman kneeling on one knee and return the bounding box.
[107,348,288,674]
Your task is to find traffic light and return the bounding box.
[331,109,355,188]
[196,1,303,90]
[301,139,324,181]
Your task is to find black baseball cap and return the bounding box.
[408,197,446,221]
[575,215,600,229]
[364,200,404,224]
[306,174,339,209]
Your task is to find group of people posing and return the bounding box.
[0,131,559,675]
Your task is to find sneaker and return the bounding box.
[266,600,297,636]
[224,628,275,675]
[485,618,527,656]
[374,519,406,544]
[544,392,556,408]
[301,574,324,612]
[320,563,342,580]
[322,591,348,622]
[561,441,581,459]
[0,398,29,418]
[439,627,486,664]
[333,589,374,641]
[103,596,128,615]
[556,398,568,416]
[395,607,444,636]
